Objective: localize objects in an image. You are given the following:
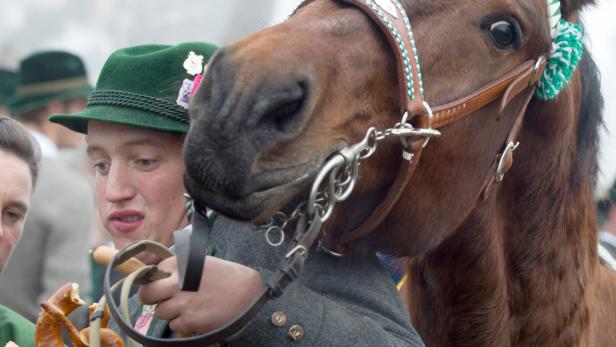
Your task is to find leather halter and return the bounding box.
[330,0,547,246]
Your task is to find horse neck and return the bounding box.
[409,75,600,346]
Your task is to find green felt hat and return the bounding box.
[7,51,93,114]
[0,69,19,105]
[49,42,218,134]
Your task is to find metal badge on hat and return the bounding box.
[177,51,207,109]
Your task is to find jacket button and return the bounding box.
[271,311,287,327]
[288,324,304,341]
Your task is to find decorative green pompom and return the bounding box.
[535,20,584,100]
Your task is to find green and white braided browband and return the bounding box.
[361,0,424,101]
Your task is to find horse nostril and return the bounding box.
[266,98,304,132]
[254,80,308,134]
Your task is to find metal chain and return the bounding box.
[253,104,440,247]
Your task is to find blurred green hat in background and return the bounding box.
[50,42,218,134]
[7,51,93,114]
[0,69,19,105]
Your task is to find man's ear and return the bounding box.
[560,0,595,19]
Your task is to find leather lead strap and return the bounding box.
[174,210,209,291]
[103,214,324,347]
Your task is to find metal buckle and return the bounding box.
[530,56,546,85]
[495,141,520,182]
[397,102,440,153]
[285,245,308,259]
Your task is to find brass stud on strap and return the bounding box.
[288,324,305,341]
[271,311,287,327]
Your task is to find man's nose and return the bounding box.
[104,165,136,203]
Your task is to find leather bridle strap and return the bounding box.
[334,0,547,245]
[104,213,324,347]
[432,57,546,128]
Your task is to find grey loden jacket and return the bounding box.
[109,216,425,346]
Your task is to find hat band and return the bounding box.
[17,77,90,97]
[87,90,189,124]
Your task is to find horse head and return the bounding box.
[184,0,594,257]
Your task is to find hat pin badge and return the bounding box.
[177,51,207,109]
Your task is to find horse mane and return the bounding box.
[576,45,603,185]
[562,0,596,19]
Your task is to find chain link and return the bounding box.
[252,106,441,246]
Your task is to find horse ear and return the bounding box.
[559,0,595,18]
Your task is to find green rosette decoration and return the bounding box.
[535,0,585,100]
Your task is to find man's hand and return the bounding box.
[139,256,263,335]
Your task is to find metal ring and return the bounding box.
[265,226,285,247]
[307,154,345,218]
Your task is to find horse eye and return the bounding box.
[489,20,516,48]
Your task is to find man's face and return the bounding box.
[0,149,32,272]
[86,121,188,251]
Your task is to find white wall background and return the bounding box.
[1,0,613,194]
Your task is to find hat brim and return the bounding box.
[49,104,189,135]
[8,86,94,114]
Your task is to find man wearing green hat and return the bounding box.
[51,42,422,345]
[7,51,93,150]
[0,51,93,323]
[0,69,19,116]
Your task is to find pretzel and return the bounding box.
[34,282,124,347]
[35,283,87,347]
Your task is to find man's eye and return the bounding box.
[135,159,158,170]
[93,161,110,175]
[3,210,24,224]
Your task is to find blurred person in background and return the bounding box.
[599,180,616,256]
[0,116,40,346]
[0,51,94,324]
[0,69,18,116]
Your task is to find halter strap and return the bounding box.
[332,0,547,246]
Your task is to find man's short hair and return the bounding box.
[0,116,41,186]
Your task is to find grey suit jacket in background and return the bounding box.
[109,216,424,346]
[0,155,93,322]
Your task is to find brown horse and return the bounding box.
[184,0,616,345]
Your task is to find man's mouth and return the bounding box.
[108,210,145,233]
